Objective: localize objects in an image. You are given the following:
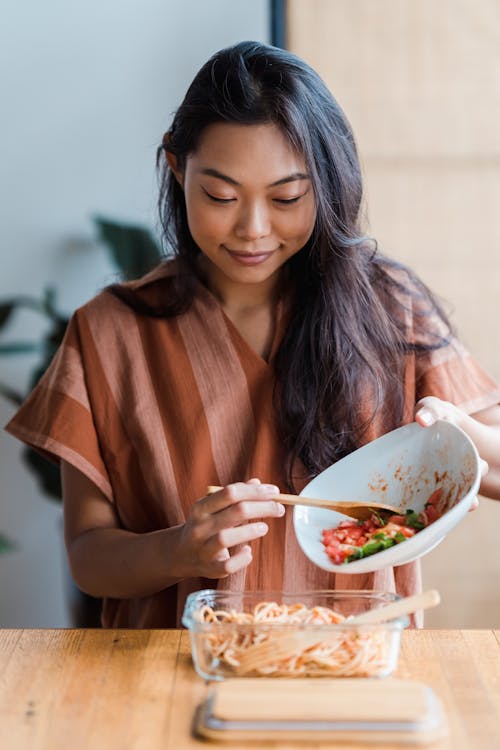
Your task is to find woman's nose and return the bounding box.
[234,202,271,240]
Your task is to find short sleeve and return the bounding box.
[386,263,500,414]
[4,312,113,501]
[415,336,500,414]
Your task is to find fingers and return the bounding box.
[220,545,253,575]
[414,401,487,513]
[199,541,254,579]
[468,496,480,512]
[199,484,285,575]
[466,460,489,514]
[217,500,286,530]
[201,543,253,578]
[184,480,285,580]
[468,461,488,512]
[196,481,284,517]
[414,396,463,427]
[203,521,269,560]
[415,407,437,427]
[213,547,230,562]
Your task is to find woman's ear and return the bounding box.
[166,152,184,187]
[162,133,184,188]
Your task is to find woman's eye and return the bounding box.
[202,189,236,204]
[273,195,304,205]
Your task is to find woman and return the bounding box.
[6,41,500,628]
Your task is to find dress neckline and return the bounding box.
[195,280,291,368]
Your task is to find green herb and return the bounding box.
[360,541,385,556]
[346,536,396,562]
[345,548,362,562]
[404,509,425,531]
[370,510,389,526]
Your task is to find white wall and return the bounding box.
[0,0,269,626]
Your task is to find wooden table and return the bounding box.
[0,629,499,749]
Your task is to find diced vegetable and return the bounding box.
[321,487,446,565]
[403,510,425,531]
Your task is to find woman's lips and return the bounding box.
[223,246,275,266]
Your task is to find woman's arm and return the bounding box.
[61,461,284,599]
[415,398,500,500]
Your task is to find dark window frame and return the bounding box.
[270,0,287,48]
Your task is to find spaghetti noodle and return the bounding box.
[194,601,393,677]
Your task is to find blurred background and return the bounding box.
[1,0,498,628]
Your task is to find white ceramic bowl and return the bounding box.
[293,420,481,574]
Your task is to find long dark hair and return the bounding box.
[109,41,452,487]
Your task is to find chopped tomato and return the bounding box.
[426,488,444,507]
[321,487,445,564]
[345,526,364,541]
[325,544,352,564]
[396,526,416,538]
[424,504,439,523]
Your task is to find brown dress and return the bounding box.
[5,262,500,627]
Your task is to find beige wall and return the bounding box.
[288,0,500,626]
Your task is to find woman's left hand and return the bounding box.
[414,395,465,429]
[414,396,490,509]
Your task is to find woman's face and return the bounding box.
[172,122,317,294]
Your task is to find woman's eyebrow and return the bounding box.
[200,168,239,185]
[269,172,310,187]
[199,168,310,187]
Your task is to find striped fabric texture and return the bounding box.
[5,262,500,627]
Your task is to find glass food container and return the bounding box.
[182,589,409,681]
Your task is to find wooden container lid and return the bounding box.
[194,677,447,744]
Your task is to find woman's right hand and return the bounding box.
[62,462,285,599]
[177,480,285,579]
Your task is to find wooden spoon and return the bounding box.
[348,589,441,625]
[235,590,440,674]
[207,485,401,521]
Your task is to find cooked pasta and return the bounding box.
[194,601,392,677]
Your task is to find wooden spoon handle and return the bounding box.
[207,486,351,513]
[348,589,441,625]
[206,486,400,518]
[275,492,400,515]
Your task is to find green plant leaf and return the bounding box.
[0,303,15,329]
[25,318,69,391]
[0,342,41,355]
[0,533,17,554]
[41,287,62,319]
[94,216,162,280]
[0,296,48,321]
[0,383,25,406]
[0,215,163,507]
[22,448,62,501]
